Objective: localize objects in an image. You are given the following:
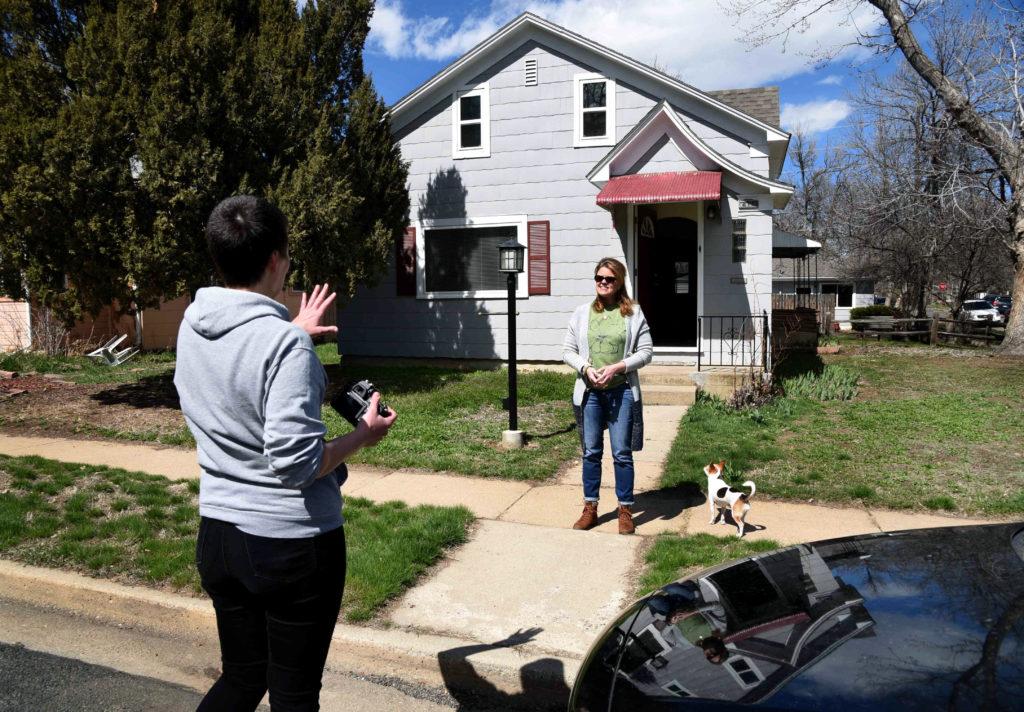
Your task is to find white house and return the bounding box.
[772,249,879,326]
[338,13,794,366]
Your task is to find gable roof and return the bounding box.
[388,12,790,144]
[587,101,794,207]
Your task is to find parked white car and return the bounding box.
[961,299,1005,323]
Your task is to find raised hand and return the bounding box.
[493,627,543,648]
[292,283,339,338]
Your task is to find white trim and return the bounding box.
[388,13,789,144]
[415,215,528,300]
[573,73,616,148]
[588,102,793,208]
[697,201,705,319]
[451,83,490,159]
[724,655,766,690]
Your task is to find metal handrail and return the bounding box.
[696,311,770,372]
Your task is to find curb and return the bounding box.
[0,560,581,704]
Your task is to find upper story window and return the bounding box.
[573,73,616,148]
[452,83,490,159]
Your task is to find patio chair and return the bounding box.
[87,334,138,366]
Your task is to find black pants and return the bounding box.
[195,517,346,712]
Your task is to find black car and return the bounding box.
[994,297,1012,317]
[570,524,1024,711]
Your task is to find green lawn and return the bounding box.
[0,350,177,384]
[639,533,782,595]
[661,348,1024,516]
[322,360,578,479]
[0,454,473,622]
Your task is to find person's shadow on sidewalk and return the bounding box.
[593,481,705,529]
[437,628,570,711]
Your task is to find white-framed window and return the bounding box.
[416,215,528,299]
[452,83,490,159]
[662,680,693,698]
[573,73,616,147]
[732,219,747,263]
[724,655,765,689]
[821,283,854,308]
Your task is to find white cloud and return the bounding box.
[818,74,843,85]
[780,99,852,133]
[368,0,879,89]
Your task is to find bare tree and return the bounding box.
[728,0,1024,353]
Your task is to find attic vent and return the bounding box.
[524,58,538,86]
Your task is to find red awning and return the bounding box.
[596,171,722,206]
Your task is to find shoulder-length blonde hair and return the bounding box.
[592,257,635,317]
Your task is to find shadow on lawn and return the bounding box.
[90,373,181,410]
[773,351,825,381]
[323,362,473,397]
[437,628,570,711]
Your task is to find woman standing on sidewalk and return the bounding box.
[562,257,653,534]
[175,196,396,712]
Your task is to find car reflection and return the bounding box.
[611,540,875,702]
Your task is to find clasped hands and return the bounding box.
[585,361,626,389]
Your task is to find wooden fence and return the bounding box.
[771,294,836,335]
[848,316,1005,344]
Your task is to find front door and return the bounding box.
[637,215,698,346]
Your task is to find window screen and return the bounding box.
[732,220,747,263]
[581,80,608,137]
[424,225,516,293]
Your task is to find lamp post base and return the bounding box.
[501,430,524,449]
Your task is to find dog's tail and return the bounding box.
[742,481,756,499]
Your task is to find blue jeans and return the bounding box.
[581,383,635,506]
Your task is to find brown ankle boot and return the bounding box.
[617,505,635,535]
[573,501,599,530]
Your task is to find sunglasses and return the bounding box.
[594,275,617,284]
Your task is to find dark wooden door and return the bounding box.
[640,216,697,346]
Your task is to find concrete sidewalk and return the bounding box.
[0,426,1005,701]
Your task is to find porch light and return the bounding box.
[497,238,526,273]
[497,237,526,449]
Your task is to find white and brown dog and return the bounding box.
[705,461,756,537]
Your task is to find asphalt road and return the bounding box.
[0,641,207,712]
[0,598,459,712]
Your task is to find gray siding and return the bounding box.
[341,40,776,361]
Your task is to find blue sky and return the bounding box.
[362,0,893,145]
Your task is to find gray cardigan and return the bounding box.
[562,302,654,450]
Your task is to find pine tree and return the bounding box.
[0,0,409,323]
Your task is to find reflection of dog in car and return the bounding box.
[705,461,756,537]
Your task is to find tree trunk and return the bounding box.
[999,236,1024,355]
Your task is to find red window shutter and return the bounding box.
[396,227,416,296]
[527,220,550,296]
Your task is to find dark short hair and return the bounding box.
[205,196,288,286]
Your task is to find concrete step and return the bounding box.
[643,384,697,406]
[641,365,698,387]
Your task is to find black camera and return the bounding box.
[330,379,391,427]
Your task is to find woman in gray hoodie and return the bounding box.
[175,196,396,711]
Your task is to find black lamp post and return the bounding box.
[498,238,526,443]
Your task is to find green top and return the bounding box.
[588,306,627,389]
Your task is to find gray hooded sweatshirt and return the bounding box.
[174,287,344,538]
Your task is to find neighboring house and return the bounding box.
[338,12,794,366]
[772,248,878,326]
[0,297,31,352]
